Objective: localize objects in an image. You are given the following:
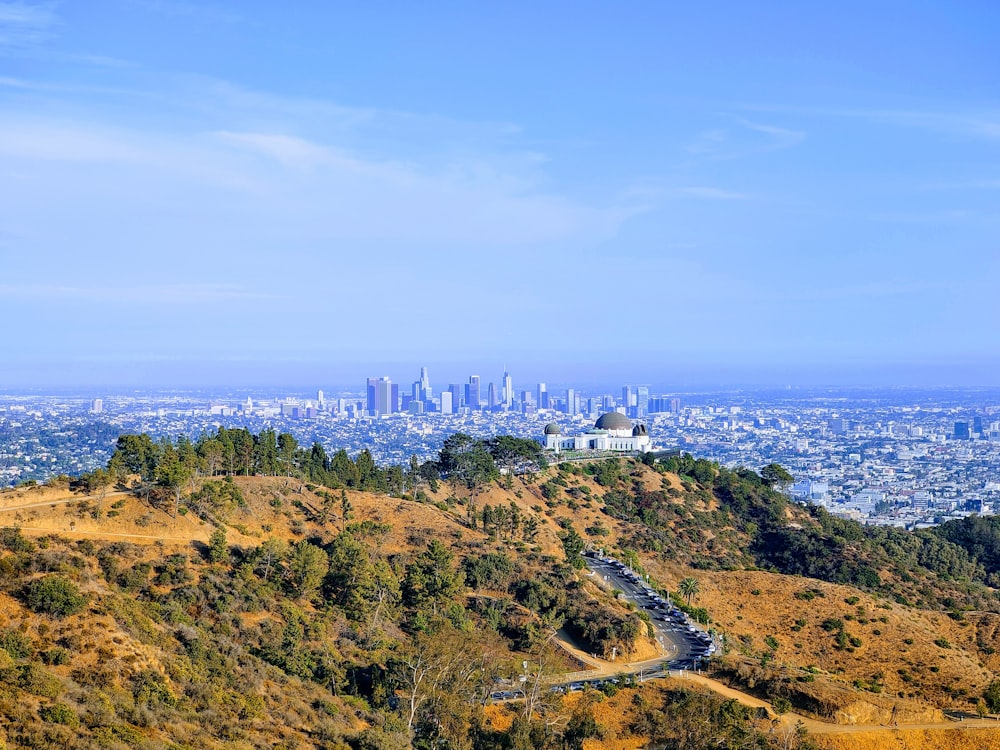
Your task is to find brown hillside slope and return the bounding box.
[4,462,1000,735]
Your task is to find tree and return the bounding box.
[340,489,353,531]
[252,537,288,582]
[563,697,601,750]
[385,465,406,495]
[418,460,441,493]
[157,453,193,517]
[254,429,279,475]
[233,429,255,475]
[277,433,298,477]
[761,463,794,491]
[407,454,421,495]
[678,577,701,607]
[330,449,359,488]
[984,681,1000,713]
[83,467,113,516]
[326,523,398,638]
[438,434,498,526]
[110,433,159,481]
[208,527,228,564]
[356,449,380,491]
[392,622,504,741]
[107,453,129,488]
[486,435,546,486]
[523,627,559,723]
[560,528,586,569]
[402,540,464,618]
[198,438,224,477]
[522,515,540,542]
[288,541,329,601]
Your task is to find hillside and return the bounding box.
[2,440,1000,749]
[0,470,661,749]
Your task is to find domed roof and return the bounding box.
[632,423,648,437]
[543,423,562,435]
[595,412,632,431]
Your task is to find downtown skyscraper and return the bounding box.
[466,375,481,411]
[502,369,513,410]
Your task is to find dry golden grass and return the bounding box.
[637,567,997,712]
[814,727,1000,750]
[6,463,1000,732]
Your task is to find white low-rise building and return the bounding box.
[543,412,653,453]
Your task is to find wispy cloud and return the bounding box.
[215,131,346,170]
[685,128,728,156]
[0,105,645,251]
[744,104,1000,141]
[0,1,57,48]
[736,118,805,150]
[685,118,804,161]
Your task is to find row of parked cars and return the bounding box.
[489,689,526,701]
[491,676,638,701]
[585,550,717,665]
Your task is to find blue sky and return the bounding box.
[1,1,998,388]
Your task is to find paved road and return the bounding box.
[555,555,1000,737]
[582,552,716,672]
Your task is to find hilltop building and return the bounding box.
[543,412,652,454]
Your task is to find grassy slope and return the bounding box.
[2,458,1000,747]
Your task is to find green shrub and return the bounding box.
[0,628,32,659]
[794,588,824,601]
[40,702,78,727]
[22,576,87,618]
[41,647,69,666]
[0,527,35,553]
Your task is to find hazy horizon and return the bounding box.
[2,356,999,392]
[2,2,998,387]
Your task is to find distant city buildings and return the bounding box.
[5,373,997,536]
[366,376,395,417]
[467,375,481,411]
[358,370,684,422]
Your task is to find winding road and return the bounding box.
[542,553,1000,738]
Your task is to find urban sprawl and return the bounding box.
[2,370,998,531]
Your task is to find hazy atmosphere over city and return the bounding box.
[2,1,998,386]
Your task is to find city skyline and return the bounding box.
[3,384,999,530]
[2,2,998,387]
[355,365,681,418]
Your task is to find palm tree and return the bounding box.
[678,577,700,607]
